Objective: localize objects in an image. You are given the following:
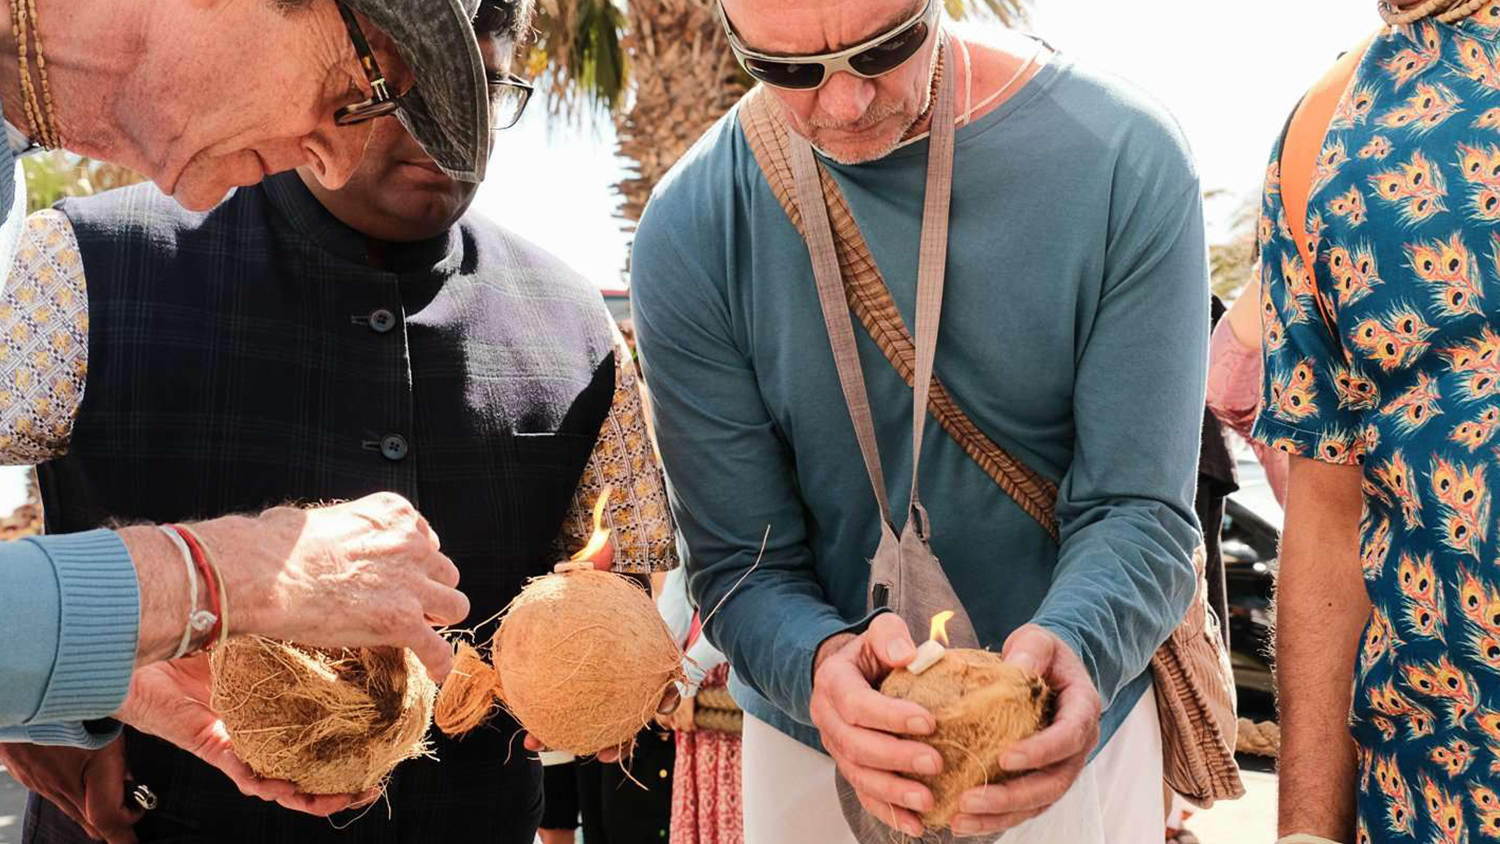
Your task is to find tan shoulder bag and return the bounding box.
[738,86,1244,807]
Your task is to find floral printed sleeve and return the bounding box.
[1251,147,1373,467]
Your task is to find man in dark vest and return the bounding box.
[0,1,678,842]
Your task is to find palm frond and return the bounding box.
[523,0,629,122]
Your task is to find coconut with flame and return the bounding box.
[435,488,685,757]
[879,611,1054,830]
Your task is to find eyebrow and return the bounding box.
[741,0,924,59]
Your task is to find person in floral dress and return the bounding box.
[1257,3,1500,842]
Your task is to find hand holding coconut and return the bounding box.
[942,624,1101,838]
[130,492,471,681]
[118,655,376,816]
[811,615,1094,840]
[810,613,947,839]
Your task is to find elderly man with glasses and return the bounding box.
[0,0,500,752]
[0,1,678,842]
[630,0,1211,842]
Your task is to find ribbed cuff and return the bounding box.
[21,718,123,749]
[23,530,140,724]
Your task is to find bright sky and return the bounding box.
[0,0,1381,517]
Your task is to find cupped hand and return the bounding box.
[808,614,944,839]
[117,655,377,817]
[946,624,1101,837]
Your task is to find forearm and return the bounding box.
[119,513,282,666]
[1032,507,1197,706]
[1276,460,1368,839]
[695,571,872,724]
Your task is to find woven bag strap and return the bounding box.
[738,88,1061,542]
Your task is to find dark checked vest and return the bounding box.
[34,172,616,844]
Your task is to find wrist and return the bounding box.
[118,526,190,666]
[187,513,276,639]
[814,632,856,674]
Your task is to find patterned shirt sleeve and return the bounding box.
[0,210,87,465]
[1251,149,1371,466]
[553,324,680,573]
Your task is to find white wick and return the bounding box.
[907,639,947,675]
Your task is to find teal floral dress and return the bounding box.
[1255,7,1500,843]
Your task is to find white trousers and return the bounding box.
[742,689,1164,844]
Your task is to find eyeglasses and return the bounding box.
[717,0,940,91]
[487,71,534,132]
[333,1,532,133]
[333,0,400,126]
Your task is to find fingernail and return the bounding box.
[952,819,978,835]
[1008,652,1038,675]
[887,639,915,662]
[1002,752,1027,770]
[905,789,927,810]
[915,754,941,775]
[904,821,925,837]
[960,794,986,814]
[906,716,933,735]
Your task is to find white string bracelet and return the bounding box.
[158,525,199,660]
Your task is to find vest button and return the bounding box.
[380,434,409,462]
[369,309,397,334]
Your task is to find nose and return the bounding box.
[816,72,877,124]
[302,120,374,190]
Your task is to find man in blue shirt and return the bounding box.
[0,0,492,746]
[630,0,1208,841]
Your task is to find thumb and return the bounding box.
[1001,624,1057,677]
[865,612,918,669]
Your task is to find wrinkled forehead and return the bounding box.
[721,0,923,57]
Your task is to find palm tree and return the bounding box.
[526,0,1028,233]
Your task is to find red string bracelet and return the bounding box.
[169,524,223,650]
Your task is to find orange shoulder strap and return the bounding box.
[1282,32,1380,281]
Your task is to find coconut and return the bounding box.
[879,649,1053,830]
[210,638,437,795]
[489,569,683,756]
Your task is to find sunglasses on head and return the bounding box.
[718,0,940,91]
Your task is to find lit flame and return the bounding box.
[568,486,615,562]
[930,610,955,647]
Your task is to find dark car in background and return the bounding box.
[1224,449,1278,720]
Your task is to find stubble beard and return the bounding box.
[803,54,938,166]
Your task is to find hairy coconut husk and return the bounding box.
[491,570,684,756]
[879,649,1053,830]
[434,642,499,737]
[210,638,436,795]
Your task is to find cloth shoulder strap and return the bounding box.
[787,38,956,535]
[1280,31,1380,330]
[738,83,1061,542]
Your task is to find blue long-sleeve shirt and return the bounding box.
[0,531,138,747]
[631,53,1207,754]
[0,95,140,747]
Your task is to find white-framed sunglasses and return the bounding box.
[717,0,941,91]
